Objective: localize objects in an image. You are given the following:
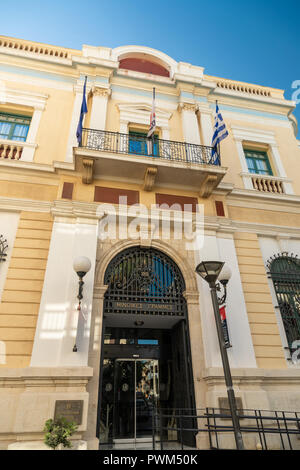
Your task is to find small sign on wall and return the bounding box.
[218,397,244,418]
[54,400,84,425]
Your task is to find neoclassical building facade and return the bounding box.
[0,35,300,450]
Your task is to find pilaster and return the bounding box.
[30,217,99,367]
[89,86,111,131]
[179,102,201,145]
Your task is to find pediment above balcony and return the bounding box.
[117,102,173,128]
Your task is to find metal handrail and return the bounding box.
[80,128,221,166]
[151,407,300,450]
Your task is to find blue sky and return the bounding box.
[1,0,300,137]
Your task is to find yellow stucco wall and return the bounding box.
[0,211,53,368]
[234,231,286,368]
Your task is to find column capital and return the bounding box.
[179,102,198,113]
[91,86,111,98]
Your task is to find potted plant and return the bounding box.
[43,417,78,450]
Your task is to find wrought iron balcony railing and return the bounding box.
[80,128,221,166]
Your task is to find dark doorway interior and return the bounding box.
[97,246,196,448]
[97,323,196,447]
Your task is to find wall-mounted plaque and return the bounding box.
[218,397,244,419]
[54,400,83,425]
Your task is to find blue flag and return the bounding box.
[76,76,88,146]
[210,103,228,165]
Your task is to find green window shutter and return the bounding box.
[0,113,31,142]
[244,149,273,176]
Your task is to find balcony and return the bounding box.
[0,139,37,163]
[250,174,285,194]
[74,129,227,196]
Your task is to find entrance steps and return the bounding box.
[113,438,153,450]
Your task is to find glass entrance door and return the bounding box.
[100,359,159,443]
[115,359,159,440]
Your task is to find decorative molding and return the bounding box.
[91,86,111,98]
[228,188,300,209]
[0,36,72,63]
[230,125,277,144]
[265,251,299,272]
[111,45,178,79]
[143,167,157,191]
[117,102,172,130]
[179,102,198,113]
[0,85,48,111]
[216,79,272,98]
[0,196,52,213]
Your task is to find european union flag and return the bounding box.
[76,76,88,146]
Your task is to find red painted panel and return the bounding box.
[94,186,140,206]
[156,193,198,212]
[119,58,169,77]
[62,182,74,200]
[215,201,225,217]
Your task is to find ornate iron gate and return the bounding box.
[104,246,187,316]
[267,252,300,353]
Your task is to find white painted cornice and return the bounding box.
[203,367,300,384]
[0,159,55,173]
[212,86,295,110]
[0,196,51,213]
[115,68,174,85]
[204,215,300,239]
[228,187,300,207]
[1,85,48,110]
[117,101,173,129]
[230,125,277,144]
[0,44,72,67]
[240,172,292,183]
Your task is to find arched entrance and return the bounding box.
[96,246,196,448]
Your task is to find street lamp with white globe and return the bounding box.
[195,260,244,450]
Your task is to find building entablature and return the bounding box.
[0,36,294,112]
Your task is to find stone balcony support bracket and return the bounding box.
[198,174,219,198]
[82,158,95,184]
[143,166,158,191]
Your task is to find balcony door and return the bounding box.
[128,131,159,157]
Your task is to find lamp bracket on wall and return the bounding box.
[216,280,228,305]
[0,235,8,262]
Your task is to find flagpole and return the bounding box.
[216,100,220,162]
[152,87,155,156]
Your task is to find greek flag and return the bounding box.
[76,76,88,146]
[210,103,228,165]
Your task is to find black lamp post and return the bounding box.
[196,261,244,450]
[73,256,91,352]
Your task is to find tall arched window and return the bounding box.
[267,253,300,353]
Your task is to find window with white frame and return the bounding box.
[0,113,31,142]
[244,148,273,176]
